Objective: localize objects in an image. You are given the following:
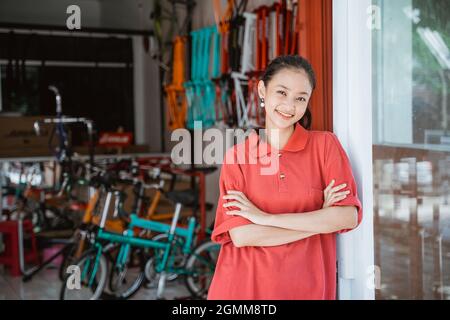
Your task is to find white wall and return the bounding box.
[333,0,375,300]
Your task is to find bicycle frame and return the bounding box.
[81,191,198,298]
[107,209,196,271]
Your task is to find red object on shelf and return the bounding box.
[0,220,39,277]
[98,132,133,147]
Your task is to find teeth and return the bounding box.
[276,110,293,117]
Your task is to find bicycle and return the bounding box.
[59,171,220,300]
[56,156,175,280]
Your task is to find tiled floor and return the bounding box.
[0,263,192,300]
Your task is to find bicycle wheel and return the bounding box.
[145,233,185,283]
[59,249,108,300]
[184,240,220,299]
[58,242,76,281]
[109,247,146,300]
[58,230,93,281]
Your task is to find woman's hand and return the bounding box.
[323,180,350,208]
[222,190,269,225]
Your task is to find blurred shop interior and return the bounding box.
[0,0,334,300]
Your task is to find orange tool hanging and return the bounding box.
[164,36,187,131]
[213,0,234,75]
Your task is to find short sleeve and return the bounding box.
[324,133,363,234]
[210,148,253,245]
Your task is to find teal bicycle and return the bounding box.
[59,174,220,300]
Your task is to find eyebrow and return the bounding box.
[275,84,310,96]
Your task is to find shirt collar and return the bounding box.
[248,123,310,158]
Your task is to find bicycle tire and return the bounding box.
[184,240,220,299]
[58,242,76,281]
[108,247,146,300]
[146,233,185,282]
[59,248,108,300]
[58,230,93,281]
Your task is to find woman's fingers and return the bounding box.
[226,190,249,201]
[223,201,247,210]
[330,183,347,194]
[226,210,247,216]
[330,190,350,199]
[323,189,350,208]
[326,193,349,205]
[324,180,335,193]
[330,194,348,203]
[223,193,249,205]
[324,180,348,195]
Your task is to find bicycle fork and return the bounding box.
[156,202,182,299]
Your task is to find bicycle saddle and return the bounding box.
[165,189,215,211]
[165,190,198,207]
[89,171,118,188]
[184,166,218,175]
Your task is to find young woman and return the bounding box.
[207,55,363,300]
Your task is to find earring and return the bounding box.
[260,98,265,108]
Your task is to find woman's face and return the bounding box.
[258,68,313,130]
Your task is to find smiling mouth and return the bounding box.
[275,109,294,118]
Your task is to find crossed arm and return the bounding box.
[224,183,358,248]
[229,224,317,248]
[229,206,358,248]
[229,206,357,247]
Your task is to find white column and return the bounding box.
[333,0,375,300]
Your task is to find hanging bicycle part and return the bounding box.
[184,26,219,129]
[164,36,188,130]
[150,0,196,84]
[213,0,235,75]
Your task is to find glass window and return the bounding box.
[372,0,450,299]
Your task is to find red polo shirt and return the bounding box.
[207,123,363,300]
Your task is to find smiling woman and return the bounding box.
[207,55,363,300]
[259,54,316,131]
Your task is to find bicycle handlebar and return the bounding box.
[48,85,62,115]
[33,117,94,137]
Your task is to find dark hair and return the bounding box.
[261,55,316,130]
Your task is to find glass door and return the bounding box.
[372,0,450,300]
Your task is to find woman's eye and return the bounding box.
[297,97,306,102]
[277,90,287,96]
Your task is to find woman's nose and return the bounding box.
[286,100,297,112]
